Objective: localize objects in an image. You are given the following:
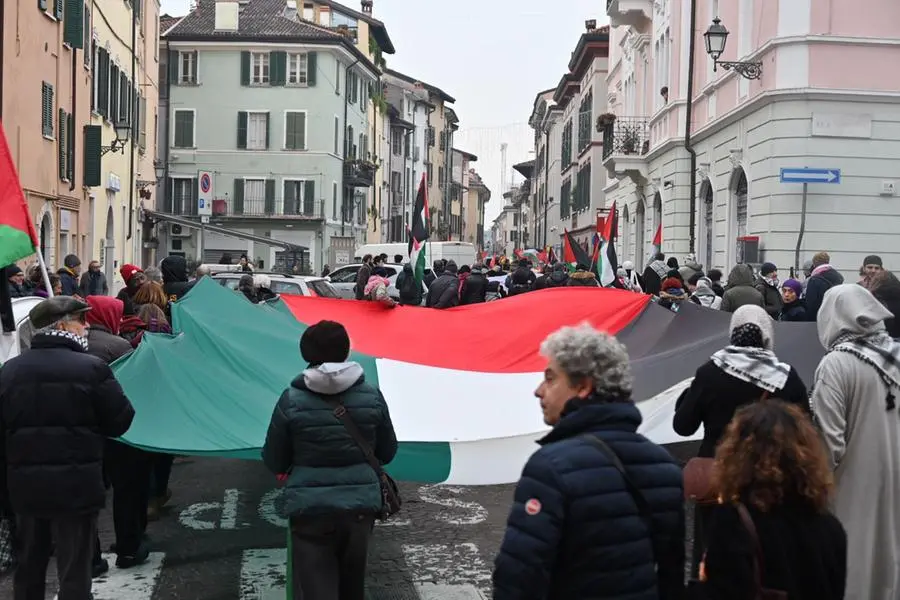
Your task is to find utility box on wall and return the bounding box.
[736,236,760,265]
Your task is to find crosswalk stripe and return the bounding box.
[240,548,287,600]
[53,552,166,600]
[400,543,491,592]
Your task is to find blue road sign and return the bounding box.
[780,167,841,184]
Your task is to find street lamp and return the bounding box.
[704,17,762,80]
[154,159,165,181]
[101,121,132,155]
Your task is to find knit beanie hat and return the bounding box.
[760,262,777,276]
[662,277,683,291]
[300,320,351,366]
[5,265,23,278]
[120,264,143,284]
[781,278,803,297]
[863,255,883,268]
[64,254,81,269]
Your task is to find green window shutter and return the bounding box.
[185,111,194,147]
[168,53,179,84]
[271,51,286,86]
[283,181,296,214]
[63,0,83,47]
[55,0,64,20]
[264,179,275,214]
[264,112,270,149]
[58,109,67,180]
[240,51,250,86]
[237,111,248,149]
[83,125,102,186]
[38,0,48,10]
[233,179,244,214]
[296,112,306,150]
[66,112,75,181]
[303,180,315,215]
[285,112,295,150]
[307,52,317,86]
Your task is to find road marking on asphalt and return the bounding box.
[53,552,165,600]
[417,486,489,525]
[258,488,288,529]
[221,488,241,529]
[401,543,492,592]
[180,488,244,530]
[240,548,287,600]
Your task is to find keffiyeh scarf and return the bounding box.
[32,329,90,352]
[830,331,900,410]
[711,345,791,393]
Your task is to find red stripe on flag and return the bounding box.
[281,289,651,373]
[653,223,662,247]
[0,122,39,247]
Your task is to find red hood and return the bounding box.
[86,295,124,334]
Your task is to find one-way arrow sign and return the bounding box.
[780,167,841,184]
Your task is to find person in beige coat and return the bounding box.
[812,283,900,600]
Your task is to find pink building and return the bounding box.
[604,0,900,276]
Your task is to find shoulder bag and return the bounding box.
[582,435,683,600]
[734,502,788,600]
[683,390,770,504]
[332,403,402,521]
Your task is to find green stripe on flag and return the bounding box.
[385,442,452,483]
[0,223,35,266]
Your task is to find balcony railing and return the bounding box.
[344,159,377,188]
[601,117,651,160]
[211,198,325,219]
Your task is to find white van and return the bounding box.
[354,242,477,267]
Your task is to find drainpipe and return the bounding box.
[163,40,172,212]
[684,0,698,255]
[127,1,137,242]
[341,58,360,238]
[70,50,77,192]
[543,128,550,247]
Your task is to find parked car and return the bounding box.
[211,273,339,298]
[327,263,429,302]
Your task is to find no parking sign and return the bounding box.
[197,170,213,216]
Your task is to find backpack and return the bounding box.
[398,271,419,300]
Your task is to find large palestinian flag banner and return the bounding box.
[110,278,825,484]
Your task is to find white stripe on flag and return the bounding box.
[447,433,545,485]
[375,358,545,442]
[240,548,487,599]
[55,552,165,600]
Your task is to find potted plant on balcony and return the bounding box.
[596,113,617,130]
[620,126,640,154]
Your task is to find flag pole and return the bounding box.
[35,248,55,298]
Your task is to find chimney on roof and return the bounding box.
[361,0,373,14]
[283,0,299,20]
[215,0,240,31]
[585,19,597,32]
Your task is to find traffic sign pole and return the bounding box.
[794,183,808,275]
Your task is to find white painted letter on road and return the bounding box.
[418,485,488,525]
[179,488,244,530]
[258,488,288,529]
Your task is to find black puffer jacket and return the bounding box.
[160,255,194,303]
[506,266,536,296]
[426,264,460,308]
[0,331,135,517]
[804,267,844,321]
[755,277,784,318]
[567,270,600,287]
[86,326,133,364]
[460,271,488,304]
[493,399,685,600]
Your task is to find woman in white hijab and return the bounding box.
[812,284,900,600]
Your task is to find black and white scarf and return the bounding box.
[34,329,89,352]
[711,345,791,393]
[831,331,900,410]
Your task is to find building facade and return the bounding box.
[157,0,379,273]
[604,0,900,276]
[528,90,565,255]
[450,148,477,242]
[2,0,92,273]
[465,168,491,252]
[379,70,430,243]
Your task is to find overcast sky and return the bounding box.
[160,0,608,223]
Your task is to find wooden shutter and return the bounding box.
[168,53,179,83]
[264,112,270,149]
[264,179,276,214]
[233,179,244,214]
[98,50,109,117]
[271,51,286,86]
[58,109,68,180]
[55,0,64,20]
[83,125,102,186]
[237,111,248,149]
[66,112,75,182]
[139,95,147,148]
[240,51,250,86]
[303,180,315,216]
[295,112,305,150]
[63,0,84,47]
[284,112,295,150]
[307,52,317,86]
[283,181,296,215]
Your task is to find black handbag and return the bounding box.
[332,403,402,521]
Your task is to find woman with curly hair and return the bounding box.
[133,281,169,313]
[696,400,846,599]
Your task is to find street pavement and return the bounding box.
[1,445,698,599]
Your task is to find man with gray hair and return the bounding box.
[493,323,685,600]
[194,264,211,279]
[0,296,135,599]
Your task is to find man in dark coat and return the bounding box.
[57,254,81,296]
[505,259,537,296]
[642,252,669,296]
[424,260,444,289]
[78,260,109,297]
[262,320,397,600]
[5,265,29,298]
[425,260,460,309]
[0,296,135,599]
[460,264,489,304]
[804,251,844,321]
[354,255,373,301]
[493,323,684,600]
[160,255,194,304]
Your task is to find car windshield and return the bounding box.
[307,280,340,298]
[329,267,360,283]
[270,281,303,295]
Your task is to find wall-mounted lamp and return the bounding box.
[704,18,763,80]
[101,121,131,155]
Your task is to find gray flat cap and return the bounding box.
[29,296,91,329]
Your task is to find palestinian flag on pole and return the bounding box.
[598,201,619,286]
[653,223,662,250]
[408,173,429,288]
[0,121,40,332]
[562,229,593,271]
